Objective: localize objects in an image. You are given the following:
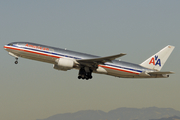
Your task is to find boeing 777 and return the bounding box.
[4,42,175,80]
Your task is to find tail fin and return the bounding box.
[140,45,175,71]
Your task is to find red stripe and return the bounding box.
[4,46,60,58]
[5,46,139,75]
[100,65,139,75]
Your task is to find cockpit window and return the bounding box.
[7,43,13,46]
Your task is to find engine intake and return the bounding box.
[53,58,75,71]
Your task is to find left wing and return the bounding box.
[76,53,126,67]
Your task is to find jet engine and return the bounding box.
[53,58,75,71]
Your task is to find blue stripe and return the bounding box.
[13,45,142,73]
[105,63,142,73]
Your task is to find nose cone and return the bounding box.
[4,45,9,52]
[4,43,13,51]
[4,44,7,49]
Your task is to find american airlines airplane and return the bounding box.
[4,42,175,80]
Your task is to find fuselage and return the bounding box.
[4,42,164,78]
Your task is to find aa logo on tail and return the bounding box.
[149,55,161,66]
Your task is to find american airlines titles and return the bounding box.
[25,44,49,51]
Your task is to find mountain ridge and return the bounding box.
[37,107,180,120]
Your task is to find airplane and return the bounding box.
[4,42,175,80]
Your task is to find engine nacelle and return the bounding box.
[53,58,75,71]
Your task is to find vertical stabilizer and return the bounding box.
[140,45,175,71]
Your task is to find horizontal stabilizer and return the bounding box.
[148,71,174,74]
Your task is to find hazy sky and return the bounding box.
[1,1,180,120]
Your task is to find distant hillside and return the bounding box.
[37,107,180,120]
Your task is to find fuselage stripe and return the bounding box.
[105,63,142,73]
[4,45,142,75]
[100,65,139,74]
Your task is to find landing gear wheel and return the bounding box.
[78,76,82,79]
[15,58,18,64]
[15,61,18,64]
[78,67,93,80]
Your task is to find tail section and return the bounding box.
[140,45,175,71]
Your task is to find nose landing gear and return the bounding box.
[15,58,18,64]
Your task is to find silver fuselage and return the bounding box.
[4,42,167,78]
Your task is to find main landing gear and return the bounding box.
[15,58,18,64]
[78,67,93,80]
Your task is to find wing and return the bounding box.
[76,53,126,68]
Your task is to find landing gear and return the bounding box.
[15,58,18,64]
[78,67,93,80]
